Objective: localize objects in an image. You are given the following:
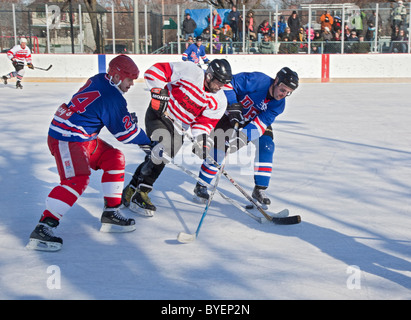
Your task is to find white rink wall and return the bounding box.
[1,53,411,81]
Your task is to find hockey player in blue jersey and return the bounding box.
[182,36,210,65]
[194,67,299,208]
[27,55,154,251]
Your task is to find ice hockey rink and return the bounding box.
[0,79,410,301]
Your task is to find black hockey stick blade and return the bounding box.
[34,65,52,71]
[271,215,301,225]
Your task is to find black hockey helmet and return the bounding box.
[276,67,299,90]
[206,59,232,84]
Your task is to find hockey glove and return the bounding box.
[130,112,138,123]
[192,134,213,160]
[228,129,248,154]
[226,103,245,127]
[150,88,169,115]
[27,63,34,69]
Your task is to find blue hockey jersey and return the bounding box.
[182,43,209,64]
[48,73,150,145]
[224,72,285,141]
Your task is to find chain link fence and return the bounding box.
[1,2,410,55]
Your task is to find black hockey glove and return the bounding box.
[150,88,169,115]
[192,134,213,160]
[228,129,248,154]
[226,103,245,127]
[27,63,34,70]
[130,112,138,123]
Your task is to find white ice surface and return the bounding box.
[0,80,410,300]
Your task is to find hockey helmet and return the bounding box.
[108,54,139,81]
[276,67,299,90]
[20,38,28,44]
[206,59,232,84]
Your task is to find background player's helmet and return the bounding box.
[20,38,27,44]
[108,55,139,81]
[276,67,299,90]
[206,59,232,84]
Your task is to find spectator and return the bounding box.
[313,30,324,53]
[246,11,256,40]
[333,31,342,41]
[348,30,360,42]
[282,26,292,40]
[275,16,287,39]
[311,43,320,54]
[278,36,289,54]
[367,11,382,36]
[287,11,300,38]
[289,37,299,54]
[238,14,244,41]
[306,26,314,41]
[208,9,222,30]
[365,23,376,42]
[227,5,240,41]
[333,16,342,34]
[322,27,333,42]
[257,20,271,42]
[391,0,407,31]
[208,29,223,54]
[185,36,194,49]
[350,10,366,36]
[390,27,408,53]
[258,33,275,54]
[182,13,197,40]
[320,11,334,33]
[352,35,370,53]
[201,28,211,42]
[221,22,233,42]
[343,25,351,41]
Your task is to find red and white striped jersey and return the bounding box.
[7,45,32,64]
[144,61,227,137]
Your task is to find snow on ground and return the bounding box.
[0,79,410,300]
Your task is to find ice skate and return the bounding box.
[26,217,63,252]
[129,186,156,217]
[16,80,23,89]
[251,186,271,209]
[2,76,8,85]
[100,206,136,232]
[121,183,136,208]
[193,182,209,204]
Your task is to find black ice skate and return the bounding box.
[121,183,136,208]
[26,217,63,252]
[193,182,210,204]
[16,81,23,89]
[2,76,8,85]
[100,206,136,233]
[129,186,156,217]
[251,186,271,209]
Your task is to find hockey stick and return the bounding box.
[28,64,52,71]
[177,151,228,243]
[164,113,301,225]
[164,154,289,223]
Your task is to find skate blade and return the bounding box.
[100,223,136,233]
[26,239,62,252]
[129,202,155,217]
[192,195,207,205]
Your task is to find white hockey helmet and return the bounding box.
[20,38,28,44]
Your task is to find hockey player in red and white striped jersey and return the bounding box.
[122,59,233,216]
[2,38,33,89]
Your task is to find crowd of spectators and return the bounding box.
[181,2,409,54]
